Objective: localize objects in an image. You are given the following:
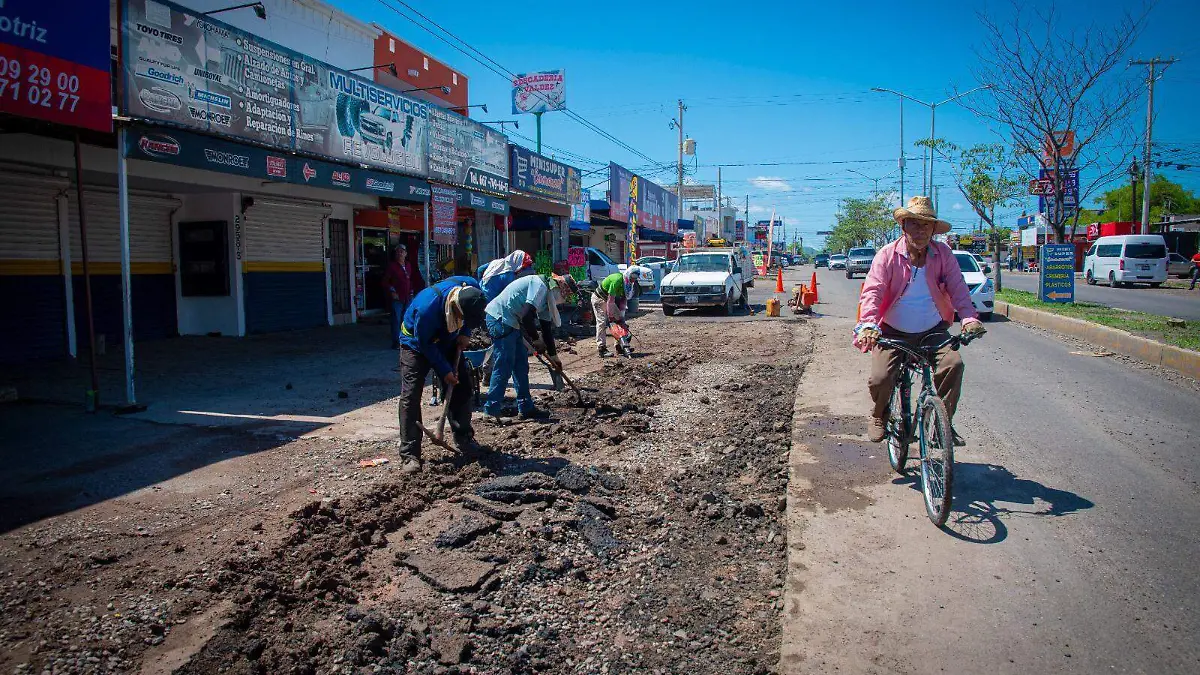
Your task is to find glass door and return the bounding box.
[356,228,389,316]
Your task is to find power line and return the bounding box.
[371,0,664,166]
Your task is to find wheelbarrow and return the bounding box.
[430,347,490,407]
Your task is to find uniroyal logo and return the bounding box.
[138,134,180,157]
[266,156,287,178]
[332,170,352,186]
[302,163,317,182]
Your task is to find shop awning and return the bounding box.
[639,228,681,243]
[509,192,571,218]
[569,220,591,231]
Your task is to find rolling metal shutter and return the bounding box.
[66,189,180,343]
[0,172,69,362]
[243,198,329,263]
[242,197,331,333]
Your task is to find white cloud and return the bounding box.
[748,205,769,214]
[952,202,965,211]
[801,186,814,193]
[750,176,792,192]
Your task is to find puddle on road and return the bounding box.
[793,414,895,512]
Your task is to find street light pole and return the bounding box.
[1130,57,1177,234]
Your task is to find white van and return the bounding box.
[1083,235,1169,288]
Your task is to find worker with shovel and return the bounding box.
[482,272,578,421]
[397,276,487,473]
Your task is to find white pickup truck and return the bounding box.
[659,250,750,316]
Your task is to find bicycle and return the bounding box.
[877,330,982,526]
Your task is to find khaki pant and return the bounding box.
[868,321,964,421]
[592,293,612,347]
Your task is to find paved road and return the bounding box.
[1002,270,1200,321]
[781,267,1200,674]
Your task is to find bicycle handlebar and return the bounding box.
[876,329,983,362]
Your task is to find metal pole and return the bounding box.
[716,166,722,242]
[73,134,100,411]
[116,127,137,407]
[1141,63,1155,234]
[423,201,431,284]
[677,100,684,225]
[928,104,936,204]
[898,97,904,209]
[535,112,543,154]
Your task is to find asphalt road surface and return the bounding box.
[781,266,1200,674]
[1002,270,1200,321]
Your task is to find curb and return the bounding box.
[995,301,1200,380]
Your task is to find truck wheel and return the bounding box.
[663,305,676,317]
[725,291,735,316]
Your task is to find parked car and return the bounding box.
[814,254,829,268]
[845,247,876,279]
[828,254,847,270]
[585,247,620,283]
[1168,252,1193,278]
[1083,235,1169,288]
[617,262,657,292]
[953,251,995,321]
[659,251,749,316]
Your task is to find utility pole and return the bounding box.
[744,195,749,242]
[1130,56,1177,234]
[673,100,686,228]
[716,166,722,242]
[1130,159,1140,223]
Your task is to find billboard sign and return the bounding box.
[121,0,427,174]
[427,106,508,193]
[430,185,458,244]
[125,124,431,200]
[608,162,634,223]
[636,176,679,234]
[510,144,580,203]
[0,0,112,132]
[570,188,591,227]
[511,70,565,114]
[1039,243,1075,303]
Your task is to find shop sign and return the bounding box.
[627,175,638,264]
[511,70,565,114]
[0,0,111,132]
[427,106,508,193]
[608,162,634,223]
[735,220,745,240]
[121,0,428,175]
[570,188,591,228]
[430,185,458,245]
[636,176,679,234]
[125,124,431,200]
[457,187,508,215]
[1039,243,1075,303]
[510,144,580,203]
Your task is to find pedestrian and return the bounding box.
[479,250,534,301]
[396,276,487,472]
[1007,249,1016,272]
[853,196,986,447]
[383,244,412,349]
[482,273,578,420]
[591,269,637,357]
[1190,251,1200,290]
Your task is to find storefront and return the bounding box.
[352,180,433,318]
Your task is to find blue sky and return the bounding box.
[334,0,1200,247]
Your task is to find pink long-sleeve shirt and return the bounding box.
[855,237,979,351]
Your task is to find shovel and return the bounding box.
[530,349,584,406]
[418,349,461,452]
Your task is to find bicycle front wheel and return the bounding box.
[918,395,954,526]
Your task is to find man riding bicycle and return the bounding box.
[853,196,986,445]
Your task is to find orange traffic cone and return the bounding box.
[776,268,784,293]
[809,271,819,304]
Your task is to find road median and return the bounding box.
[994,289,1200,380]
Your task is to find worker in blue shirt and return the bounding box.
[397,276,487,471]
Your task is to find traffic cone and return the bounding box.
[776,268,784,293]
[809,271,819,304]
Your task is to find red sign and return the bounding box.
[266,156,288,178]
[1028,178,1054,195]
[0,0,112,133]
[430,185,458,245]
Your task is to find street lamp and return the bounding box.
[480,120,519,131]
[464,104,488,113]
[202,2,266,19]
[348,64,398,77]
[402,85,452,96]
[871,84,993,207]
[846,168,895,195]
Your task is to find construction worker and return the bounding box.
[591,268,638,357]
[478,250,534,301]
[482,273,578,420]
[397,276,487,472]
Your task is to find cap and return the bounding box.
[457,286,486,326]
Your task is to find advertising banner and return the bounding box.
[427,106,508,193]
[0,0,112,132]
[510,144,580,203]
[458,187,508,215]
[735,220,745,241]
[608,162,633,223]
[1039,243,1075,303]
[636,176,679,234]
[627,175,639,265]
[511,70,565,114]
[430,185,459,245]
[121,0,427,175]
[124,124,432,200]
[570,188,591,229]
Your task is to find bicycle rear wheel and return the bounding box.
[918,395,954,526]
[886,374,910,473]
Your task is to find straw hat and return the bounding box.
[893,196,951,234]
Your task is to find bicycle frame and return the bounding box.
[882,337,948,446]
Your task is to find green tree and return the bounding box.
[1082,175,1200,225]
[826,195,894,253]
